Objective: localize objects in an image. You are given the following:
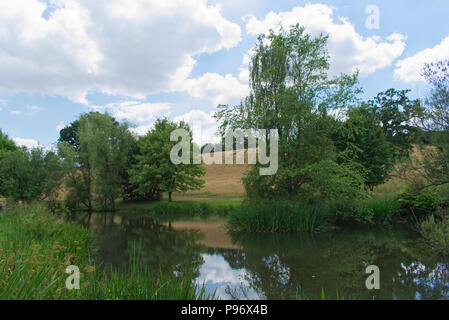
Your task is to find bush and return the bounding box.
[420,215,449,255]
[331,196,403,224]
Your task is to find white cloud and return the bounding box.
[394,35,449,82]
[129,124,154,136]
[92,101,171,122]
[56,121,66,132]
[179,73,249,106]
[244,3,407,77]
[9,110,22,115]
[0,0,241,104]
[12,137,42,149]
[238,68,250,83]
[174,109,219,145]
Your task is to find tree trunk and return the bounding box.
[168,192,173,202]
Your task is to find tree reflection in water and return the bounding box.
[71,214,449,300]
[79,213,206,280]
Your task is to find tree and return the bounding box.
[367,88,422,158]
[214,24,364,201]
[58,117,94,212]
[0,130,18,153]
[412,60,449,191]
[58,112,134,211]
[79,112,134,211]
[0,139,64,202]
[128,119,205,202]
[333,105,392,190]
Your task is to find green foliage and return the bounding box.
[215,24,364,202]
[79,112,134,210]
[399,184,449,218]
[58,112,135,211]
[0,130,18,153]
[400,61,449,226]
[367,88,422,158]
[0,204,90,299]
[227,201,329,233]
[128,119,205,202]
[333,105,393,189]
[331,196,403,224]
[421,215,449,255]
[0,205,211,300]
[0,144,64,202]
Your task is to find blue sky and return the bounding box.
[1,0,448,149]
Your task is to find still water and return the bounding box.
[76,213,449,300]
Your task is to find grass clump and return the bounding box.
[227,201,329,233]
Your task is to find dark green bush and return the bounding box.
[421,215,449,255]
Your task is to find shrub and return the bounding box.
[331,196,402,224]
[420,215,449,255]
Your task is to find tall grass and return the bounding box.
[331,195,403,224]
[0,204,211,300]
[227,201,329,233]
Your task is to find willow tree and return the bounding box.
[58,112,134,211]
[215,24,364,200]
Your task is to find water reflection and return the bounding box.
[74,213,449,300]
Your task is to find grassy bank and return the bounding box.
[226,195,405,233]
[118,195,240,221]
[0,204,211,300]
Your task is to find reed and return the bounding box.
[227,201,329,233]
[0,204,211,300]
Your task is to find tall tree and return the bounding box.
[333,105,392,190]
[215,24,364,201]
[58,112,134,211]
[128,119,205,202]
[367,88,422,158]
[79,112,134,211]
[413,60,449,190]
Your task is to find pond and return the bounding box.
[75,212,449,300]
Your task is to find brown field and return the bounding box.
[190,149,250,196]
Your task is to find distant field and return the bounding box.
[181,148,251,198]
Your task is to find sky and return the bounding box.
[0,0,448,150]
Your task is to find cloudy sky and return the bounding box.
[1,0,448,149]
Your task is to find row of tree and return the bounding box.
[214,24,445,204]
[1,23,448,212]
[0,115,205,211]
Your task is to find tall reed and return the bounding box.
[227,201,329,233]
